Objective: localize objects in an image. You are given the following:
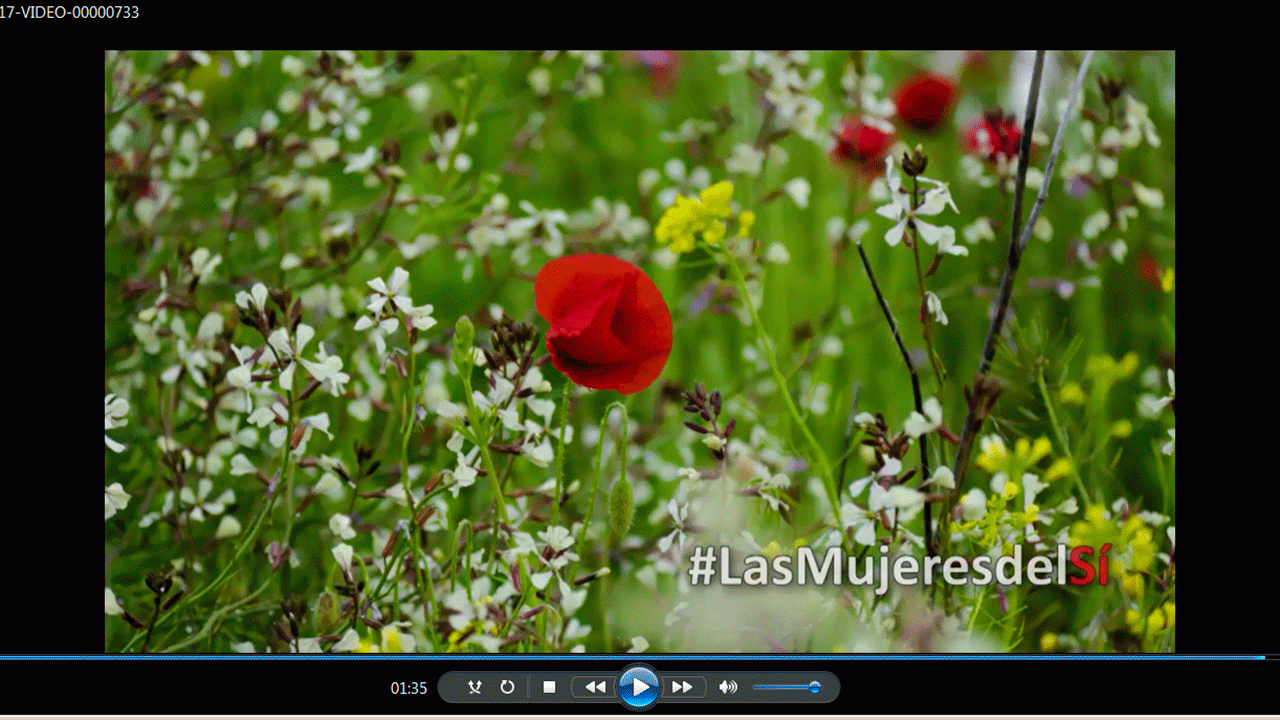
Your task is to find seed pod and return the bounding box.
[608,475,634,538]
[381,528,401,558]
[295,492,317,516]
[290,423,307,450]
[314,591,343,635]
[414,504,435,527]
[454,315,475,355]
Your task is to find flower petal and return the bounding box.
[535,254,672,394]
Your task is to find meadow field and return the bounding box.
[104,50,1175,653]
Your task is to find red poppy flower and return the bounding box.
[535,254,672,395]
[831,117,894,168]
[966,112,1022,161]
[894,73,957,133]
[633,50,680,95]
[1136,252,1163,291]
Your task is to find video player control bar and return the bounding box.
[438,667,838,708]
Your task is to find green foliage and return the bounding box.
[104,50,1174,654]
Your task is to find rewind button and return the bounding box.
[571,677,612,698]
[662,676,706,699]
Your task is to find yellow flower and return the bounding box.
[1118,352,1139,377]
[1085,504,1107,526]
[1002,479,1020,500]
[1044,458,1072,481]
[1126,609,1144,633]
[1160,268,1174,293]
[382,626,405,653]
[700,181,734,217]
[702,219,726,244]
[1059,382,1086,405]
[1085,355,1115,380]
[1068,505,1155,577]
[1146,607,1167,633]
[1087,353,1139,382]
[1040,632,1058,653]
[1017,437,1053,465]
[977,435,1052,473]
[1124,519,1155,573]
[654,196,701,254]
[975,436,1008,472]
[654,180,738,254]
[738,210,756,237]
[1110,419,1133,438]
[1122,572,1144,598]
[353,626,415,653]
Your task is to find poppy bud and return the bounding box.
[831,117,894,168]
[625,50,681,95]
[966,112,1023,161]
[608,476,634,537]
[894,74,957,133]
[314,590,343,635]
[453,315,475,374]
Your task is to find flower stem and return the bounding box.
[908,178,947,391]
[397,340,437,647]
[477,430,529,640]
[574,400,625,582]
[551,380,571,528]
[853,240,935,556]
[1036,365,1091,506]
[718,245,844,550]
[280,386,298,595]
[950,50,1094,514]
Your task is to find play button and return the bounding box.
[617,664,659,710]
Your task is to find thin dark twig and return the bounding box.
[949,50,1046,508]
[949,50,1095,498]
[835,382,863,491]
[141,594,161,653]
[1018,51,1096,257]
[855,241,933,556]
[984,50,1045,382]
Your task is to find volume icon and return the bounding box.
[719,679,738,695]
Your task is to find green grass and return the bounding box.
[105,50,1175,654]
